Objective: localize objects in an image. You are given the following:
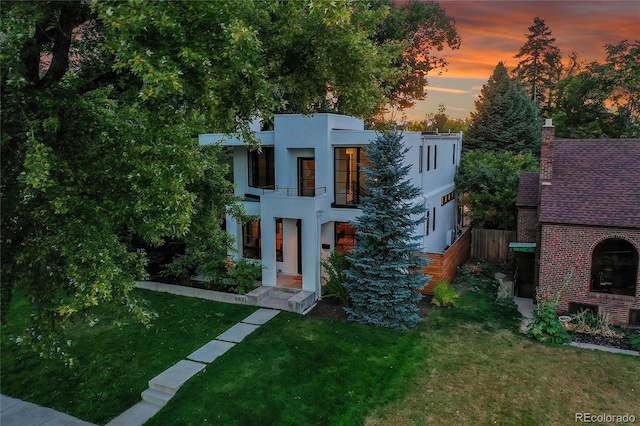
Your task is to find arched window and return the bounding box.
[591,238,638,296]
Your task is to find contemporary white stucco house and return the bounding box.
[199,113,464,311]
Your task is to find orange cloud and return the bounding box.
[406,0,640,118]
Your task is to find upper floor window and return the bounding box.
[248,147,275,188]
[434,145,437,169]
[591,238,638,296]
[419,146,423,173]
[334,147,369,207]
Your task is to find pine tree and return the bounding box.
[465,62,540,154]
[513,17,563,110]
[344,131,429,330]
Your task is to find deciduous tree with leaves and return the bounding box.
[455,150,538,230]
[0,0,430,360]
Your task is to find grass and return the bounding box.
[0,289,257,425]
[2,269,639,425]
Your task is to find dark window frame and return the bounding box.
[333,147,368,208]
[590,238,638,297]
[275,218,283,262]
[335,222,356,254]
[434,145,437,169]
[242,220,261,259]
[248,147,275,189]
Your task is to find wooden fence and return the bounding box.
[471,228,516,263]
[420,227,471,294]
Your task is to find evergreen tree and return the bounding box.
[344,131,429,330]
[465,62,540,154]
[513,17,563,110]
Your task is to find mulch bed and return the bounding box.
[307,295,433,322]
[569,331,636,351]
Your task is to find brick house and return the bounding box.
[516,120,640,327]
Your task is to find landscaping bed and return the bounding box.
[570,331,637,351]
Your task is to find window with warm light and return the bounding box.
[334,147,369,207]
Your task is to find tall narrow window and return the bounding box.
[248,147,275,188]
[425,210,430,236]
[432,207,436,232]
[434,145,437,169]
[275,218,283,262]
[426,146,431,171]
[242,220,261,259]
[334,147,369,207]
[419,145,423,173]
[453,143,456,164]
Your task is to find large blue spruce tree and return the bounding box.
[344,131,430,330]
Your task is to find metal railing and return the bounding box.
[261,185,327,197]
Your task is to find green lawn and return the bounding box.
[0,289,257,425]
[2,271,638,426]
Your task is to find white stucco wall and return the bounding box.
[203,114,462,295]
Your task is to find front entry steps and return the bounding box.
[246,286,316,314]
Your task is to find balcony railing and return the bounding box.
[261,186,327,197]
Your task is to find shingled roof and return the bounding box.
[538,138,640,228]
[516,171,540,207]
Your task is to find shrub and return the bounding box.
[628,332,640,351]
[527,290,571,344]
[432,280,459,307]
[321,250,350,306]
[225,258,262,295]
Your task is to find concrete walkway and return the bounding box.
[513,296,638,356]
[0,394,96,426]
[1,308,280,426]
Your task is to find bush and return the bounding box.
[321,250,350,306]
[628,332,640,351]
[527,291,571,344]
[432,281,459,307]
[225,258,262,295]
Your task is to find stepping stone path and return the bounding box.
[106,308,280,426]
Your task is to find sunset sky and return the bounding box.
[403,0,640,121]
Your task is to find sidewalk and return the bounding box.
[1,308,281,426]
[0,394,96,426]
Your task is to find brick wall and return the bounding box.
[420,227,471,294]
[538,224,640,326]
[517,207,538,243]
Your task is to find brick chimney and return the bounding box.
[540,118,555,184]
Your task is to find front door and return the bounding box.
[298,158,315,196]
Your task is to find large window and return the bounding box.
[334,147,369,207]
[248,147,275,188]
[242,220,261,259]
[335,222,356,253]
[591,238,638,296]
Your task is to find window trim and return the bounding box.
[248,147,275,189]
[242,220,261,259]
[333,147,368,207]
